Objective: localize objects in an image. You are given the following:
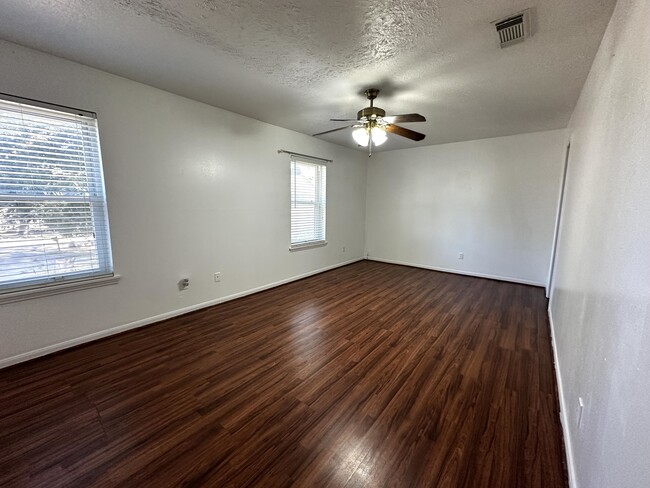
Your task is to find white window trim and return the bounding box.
[289,156,327,250]
[0,93,115,296]
[0,273,120,305]
[289,240,328,251]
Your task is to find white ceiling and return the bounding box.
[0,0,615,151]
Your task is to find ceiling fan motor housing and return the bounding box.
[357,106,386,120]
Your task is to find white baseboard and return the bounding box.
[0,257,364,369]
[366,256,546,287]
[548,306,578,488]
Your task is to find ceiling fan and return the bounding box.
[313,88,426,156]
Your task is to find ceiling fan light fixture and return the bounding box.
[371,126,387,146]
[312,88,426,155]
[352,127,370,146]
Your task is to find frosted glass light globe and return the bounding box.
[352,127,370,146]
[371,127,387,146]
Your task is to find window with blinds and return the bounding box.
[290,157,326,249]
[0,95,113,292]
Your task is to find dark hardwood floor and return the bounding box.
[0,261,568,487]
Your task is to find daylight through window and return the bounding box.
[290,157,326,249]
[0,95,113,292]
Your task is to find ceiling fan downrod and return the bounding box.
[357,88,385,121]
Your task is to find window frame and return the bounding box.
[289,157,327,251]
[0,93,118,303]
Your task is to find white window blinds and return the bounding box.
[290,157,326,249]
[0,96,113,291]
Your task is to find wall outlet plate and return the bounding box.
[214,272,221,283]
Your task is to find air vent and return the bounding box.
[494,9,530,48]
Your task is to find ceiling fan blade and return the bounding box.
[382,113,426,124]
[313,125,355,137]
[385,124,426,141]
[330,118,358,122]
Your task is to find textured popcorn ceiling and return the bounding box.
[0,0,616,150]
[114,0,441,85]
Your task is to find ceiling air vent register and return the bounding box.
[494,9,531,48]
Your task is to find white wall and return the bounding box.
[549,0,650,487]
[365,130,566,285]
[0,40,367,366]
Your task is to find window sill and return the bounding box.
[0,274,121,305]
[290,240,328,252]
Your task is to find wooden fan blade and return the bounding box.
[313,125,354,137]
[382,113,426,124]
[385,124,426,141]
[330,118,359,122]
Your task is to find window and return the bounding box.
[290,157,326,249]
[0,95,113,293]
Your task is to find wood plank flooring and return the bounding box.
[0,261,568,487]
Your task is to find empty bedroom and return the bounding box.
[0,0,648,487]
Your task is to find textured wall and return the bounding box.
[366,130,566,285]
[549,0,650,486]
[0,40,367,365]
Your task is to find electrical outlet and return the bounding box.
[214,272,221,283]
[458,252,464,260]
